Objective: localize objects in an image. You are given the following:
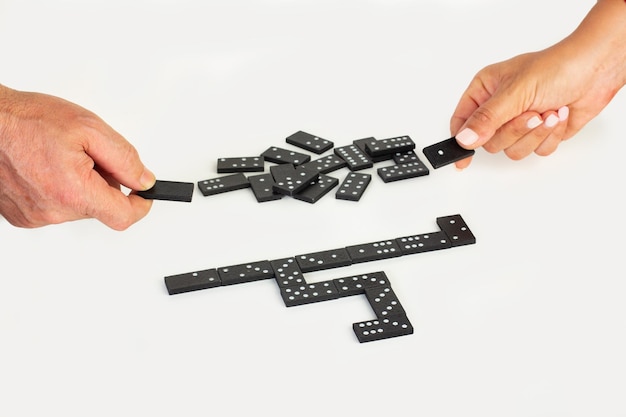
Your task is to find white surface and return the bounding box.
[2,0,624,416]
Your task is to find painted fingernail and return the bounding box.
[526,116,542,129]
[544,114,559,128]
[140,168,157,190]
[558,106,569,121]
[455,128,479,146]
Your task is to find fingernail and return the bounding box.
[526,116,542,129]
[558,106,569,121]
[140,168,157,190]
[544,114,559,128]
[455,128,479,146]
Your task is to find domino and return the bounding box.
[299,154,348,174]
[295,247,352,273]
[395,231,452,255]
[285,131,334,154]
[217,157,264,173]
[364,135,415,158]
[365,285,406,318]
[377,161,429,183]
[280,281,340,307]
[353,137,392,163]
[392,150,420,164]
[353,316,414,343]
[136,180,194,202]
[164,268,222,295]
[270,164,320,196]
[334,144,373,171]
[247,173,283,203]
[333,271,390,297]
[436,214,476,247]
[293,174,339,204]
[261,146,311,166]
[270,257,306,288]
[422,137,475,169]
[217,260,275,286]
[335,172,371,202]
[198,173,250,196]
[345,239,403,264]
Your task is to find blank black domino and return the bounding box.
[333,271,390,297]
[335,172,371,202]
[164,268,222,295]
[285,131,334,154]
[334,144,373,171]
[198,173,250,196]
[137,180,194,202]
[353,316,414,343]
[270,257,306,288]
[353,137,392,163]
[299,154,348,174]
[293,174,339,204]
[217,260,275,286]
[377,161,429,183]
[422,137,475,169]
[365,285,406,318]
[261,146,311,166]
[395,231,452,255]
[270,164,320,196]
[436,214,476,247]
[346,239,403,264]
[247,173,283,202]
[295,248,352,273]
[364,135,415,158]
[217,157,264,173]
[280,281,339,307]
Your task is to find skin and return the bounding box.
[0,84,156,230]
[451,0,626,169]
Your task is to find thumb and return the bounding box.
[454,92,524,150]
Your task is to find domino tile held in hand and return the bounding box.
[270,257,306,288]
[353,137,392,163]
[422,137,475,169]
[335,172,371,202]
[293,174,339,204]
[164,268,222,295]
[333,271,390,297]
[353,316,414,343]
[436,214,476,247]
[345,239,403,264]
[280,280,340,307]
[217,157,265,173]
[285,131,334,154]
[395,231,452,255]
[299,154,348,174]
[295,247,353,273]
[364,135,416,158]
[217,260,275,286]
[377,161,429,183]
[334,144,373,171]
[261,146,311,166]
[136,180,195,202]
[198,173,250,196]
[247,173,283,202]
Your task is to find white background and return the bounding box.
[2,0,625,416]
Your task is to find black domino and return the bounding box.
[353,137,392,163]
[364,135,415,158]
[270,257,306,288]
[280,281,340,307]
[217,260,274,286]
[293,174,339,204]
[353,316,414,343]
[295,248,352,273]
[270,164,320,196]
[377,161,429,183]
[422,137,475,169]
[346,239,403,264]
[335,172,371,202]
[334,144,373,171]
[261,146,311,166]
[333,271,390,297]
[164,268,221,295]
[217,156,264,173]
[436,214,476,247]
[198,173,250,196]
[137,180,194,202]
[365,285,406,318]
[395,231,452,255]
[285,131,334,154]
[392,150,420,164]
[299,154,348,174]
[248,173,283,202]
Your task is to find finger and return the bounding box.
[454,155,473,170]
[504,110,560,160]
[483,111,544,154]
[535,106,569,156]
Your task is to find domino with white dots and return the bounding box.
[280,281,340,307]
[261,146,311,166]
[217,260,275,286]
[422,137,475,169]
[335,172,371,202]
[295,247,352,273]
[286,130,334,154]
[198,173,250,196]
[345,239,403,264]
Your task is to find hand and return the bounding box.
[0,85,156,230]
[450,0,626,169]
